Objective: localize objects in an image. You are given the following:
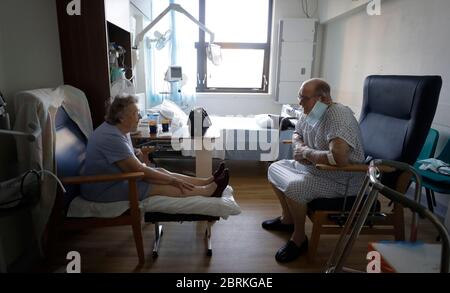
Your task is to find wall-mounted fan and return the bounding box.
[133,4,222,69]
[150,29,172,50]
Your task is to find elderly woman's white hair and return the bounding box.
[105,94,139,125]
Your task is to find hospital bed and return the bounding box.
[147,101,299,162]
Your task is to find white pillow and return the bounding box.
[67,186,241,220]
[281,104,302,118]
[159,99,188,128]
[255,114,279,129]
[147,99,189,128]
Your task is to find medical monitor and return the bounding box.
[165,66,183,82]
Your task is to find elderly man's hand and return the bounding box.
[293,145,313,165]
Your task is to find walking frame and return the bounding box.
[325,160,450,273]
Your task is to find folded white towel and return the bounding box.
[418,158,450,176]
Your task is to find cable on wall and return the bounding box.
[301,0,317,18]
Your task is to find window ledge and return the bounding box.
[196,92,273,99]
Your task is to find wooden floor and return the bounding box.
[37,161,440,273]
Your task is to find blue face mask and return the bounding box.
[305,101,328,128]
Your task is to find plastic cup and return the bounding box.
[162,119,170,132]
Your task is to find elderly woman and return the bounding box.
[264,79,365,263]
[81,95,229,202]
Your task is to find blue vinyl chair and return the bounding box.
[414,129,439,211]
[416,137,450,213]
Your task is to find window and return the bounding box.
[144,0,199,109]
[196,0,273,93]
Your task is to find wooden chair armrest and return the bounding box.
[282,140,396,173]
[61,172,145,185]
[316,164,396,173]
[61,173,144,217]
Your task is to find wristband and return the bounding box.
[302,150,308,159]
[327,152,337,166]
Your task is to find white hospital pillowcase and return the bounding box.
[143,186,241,219]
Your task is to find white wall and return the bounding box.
[0,0,63,177]
[0,0,63,101]
[320,0,450,217]
[195,0,319,116]
[131,0,152,19]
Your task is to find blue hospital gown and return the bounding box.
[268,103,365,203]
[81,122,151,202]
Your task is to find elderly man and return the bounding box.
[264,79,365,263]
[81,95,229,203]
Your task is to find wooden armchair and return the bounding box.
[47,107,146,265]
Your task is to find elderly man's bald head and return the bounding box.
[301,78,332,102]
[298,79,333,114]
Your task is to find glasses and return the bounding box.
[298,95,313,101]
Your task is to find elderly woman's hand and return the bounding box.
[171,178,195,194]
[135,146,155,165]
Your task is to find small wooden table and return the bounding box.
[131,125,220,178]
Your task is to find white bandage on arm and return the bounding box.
[327,152,337,166]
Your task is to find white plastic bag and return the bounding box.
[159,99,188,128]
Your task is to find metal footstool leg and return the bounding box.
[205,221,213,256]
[153,222,163,258]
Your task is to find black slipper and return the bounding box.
[212,169,229,197]
[262,217,294,232]
[213,161,225,179]
[275,238,308,263]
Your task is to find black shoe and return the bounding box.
[275,238,308,263]
[212,169,229,197]
[262,217,294,232]
[213,161,226,179]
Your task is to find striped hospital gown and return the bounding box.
[268,103,365,203]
